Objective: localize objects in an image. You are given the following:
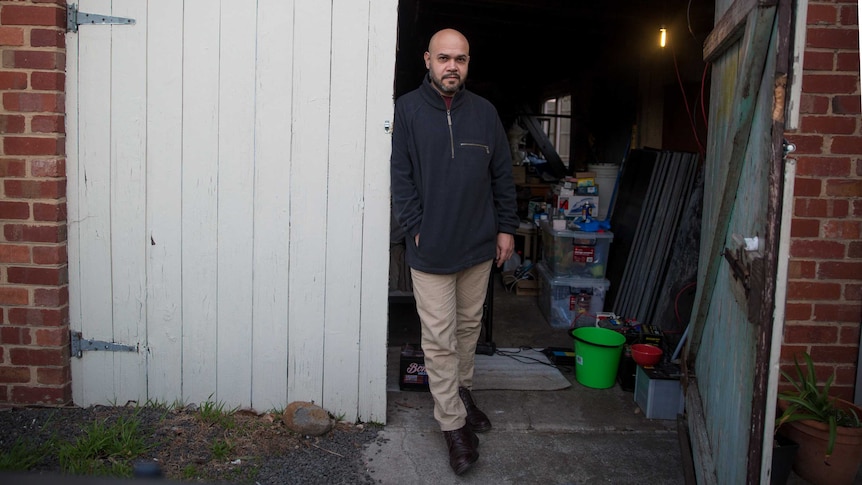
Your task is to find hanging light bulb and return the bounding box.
[659,27,667,48]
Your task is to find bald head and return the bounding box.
[428,28,470,54]
[424,29,470,95]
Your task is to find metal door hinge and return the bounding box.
[67,3,136,33]
[70,331,138,358]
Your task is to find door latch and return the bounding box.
[723,234,767,323]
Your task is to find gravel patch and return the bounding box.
[0,405,383,484]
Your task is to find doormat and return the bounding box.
[472,348,571,391]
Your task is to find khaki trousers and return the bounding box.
[410,260,493,431]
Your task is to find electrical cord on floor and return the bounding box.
[494,346,573,374]
[500,263,535,293]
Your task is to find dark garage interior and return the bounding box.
[388,0,715,353]
[394,0,715,166]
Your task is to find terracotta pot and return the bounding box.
[777,398,862,485]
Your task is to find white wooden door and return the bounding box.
[66,0,397,423]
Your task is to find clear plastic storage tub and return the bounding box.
[536,261,610,329]
[540,220,613,278]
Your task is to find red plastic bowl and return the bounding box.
[630,343,663,366]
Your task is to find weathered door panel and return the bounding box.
[66,0,398,423]
[686,0,791,483]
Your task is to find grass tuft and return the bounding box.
[181,464,198,479]
[210,439,234,461]
[0,437,53,471]
[197,395,237,428]
[57,411,152,477]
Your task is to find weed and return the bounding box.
[142,399,176,421]
[198,395,237,428]
[268,406,285,415]
[0,437,53,471]
[181,464,198,479]
[57,412,151,477]
[210,439,234,461]
[142,398,169,411]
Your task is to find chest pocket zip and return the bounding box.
[460,142,490,154]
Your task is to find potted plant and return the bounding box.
[775,352,862,485]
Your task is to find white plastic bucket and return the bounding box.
[588,163,620,219]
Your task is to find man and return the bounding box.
[390,28,519,475]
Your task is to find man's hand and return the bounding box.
[496,233,515,267]
[414,234,420,247]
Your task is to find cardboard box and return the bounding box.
[576,177,595,188]
[502,267,539,296]
[399,344,429,391]
[516,277,539,296]
[555,195,599,218]
[511,165,527,184]
[576,185,598,195]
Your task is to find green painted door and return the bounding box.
[685,0,792,483]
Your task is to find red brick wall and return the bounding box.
[0,0,70,405]
[783,0,861,401]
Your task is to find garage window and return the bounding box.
[541,95,571,167]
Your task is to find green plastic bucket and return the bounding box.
[569,327,626,389]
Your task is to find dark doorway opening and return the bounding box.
[388,0,714,348]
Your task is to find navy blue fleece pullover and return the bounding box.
[390,77,519,274]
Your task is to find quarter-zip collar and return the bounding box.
[421,75,462,158]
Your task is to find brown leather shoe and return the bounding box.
[442,425,479,475]
[459,386,492,432]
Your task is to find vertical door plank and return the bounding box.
[146,0,185,404]
[110,0,149,404]
[251,0,294,411]
[699,282,757,484]
[215,0,257,409]
[71,0,115,406]
[323,0,371,420]
[287,0,332,404]
[359,0,399,423]
[182,0,221,405]
[65,0,83,404]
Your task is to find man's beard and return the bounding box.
[432,74,461,94]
